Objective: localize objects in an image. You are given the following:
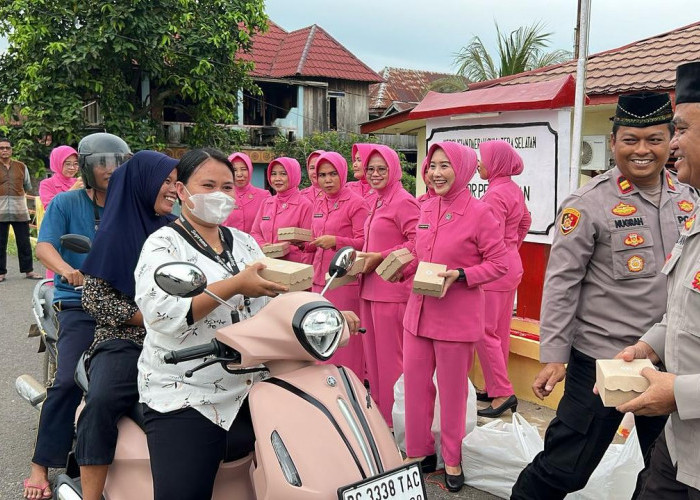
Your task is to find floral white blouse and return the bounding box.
[135,224,270,430]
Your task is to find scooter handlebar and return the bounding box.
[164,340,221,364]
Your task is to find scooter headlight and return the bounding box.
[292,302,344,360]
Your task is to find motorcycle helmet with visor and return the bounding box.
[78,133,132,189]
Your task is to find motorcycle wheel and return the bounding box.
[43,350,57,388]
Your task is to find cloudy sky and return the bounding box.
[264,0,698,74]
[1,1,697,75]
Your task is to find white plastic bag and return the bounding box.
[392,373,477,469]
[568,426,644,500]
[462,412,543,499]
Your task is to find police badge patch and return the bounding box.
[624,233,645,247]
[612,202,637,216]
[627,255,645,272]
[678,200,695,213]
[560,208,581,235]
[693,271,700,291]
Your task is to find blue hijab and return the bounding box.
[81,151,178,298]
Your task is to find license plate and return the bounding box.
[338,462,426,500]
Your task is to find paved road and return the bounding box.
[0,258,502,500]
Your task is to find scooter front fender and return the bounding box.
[249,364,402,499]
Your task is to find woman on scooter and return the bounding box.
[305,151,368,378]
[474,140,531,418]
[135,148,287,500]
[250,156,313,264]
[300,149,325,203]
[76,151,179,500]
[222,151,270,234]
[402,141,508,493]
[357,144,420,427]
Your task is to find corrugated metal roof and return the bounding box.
[469,21,700,102]
[240,21,382,83]
[369,67,468,111]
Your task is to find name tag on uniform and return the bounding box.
[262,216,271,221]
[418,224,429,229]
[313,213,323,218]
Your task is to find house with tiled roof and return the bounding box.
[229,20,382,145]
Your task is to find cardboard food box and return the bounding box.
[277,227,313,243]
[324,272,358,290]
[412,261,447,297]
[595,359,654,407]
[376,248,415,281]
[347,256,365,277]
[261,242,290,258]
[252,257,313,292]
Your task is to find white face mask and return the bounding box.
[183,186,235,225]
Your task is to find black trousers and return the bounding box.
[511,348,668,500]
[33,303,95,467]
[0,220,34,274]
[636,432,700,500]
[75,339,141,466]
[143,401,255,500]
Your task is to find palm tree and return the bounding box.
[454,21,572,82]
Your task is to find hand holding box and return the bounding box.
[251,257,313,292]
[277,227,313,243]
[412,261,447,297]
[376,248,415,281]
[595,359,654,407]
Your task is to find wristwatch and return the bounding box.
[456,268,466,282]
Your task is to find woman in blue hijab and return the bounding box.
[76,151,178,500]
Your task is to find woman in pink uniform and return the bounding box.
[307,151,368,377]
[346,142,375,198]
[250,157,313,264]
[300,150,325,203]
[474,140,531,418]
[357,144,419,426]
[416,157,435,204]
[39,145,82,208]
[223,152,270,234]
[402,141,508,493]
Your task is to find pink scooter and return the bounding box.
[54,247,426,500]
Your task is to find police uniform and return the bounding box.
[512,92,697,499]
[635,61,700,499]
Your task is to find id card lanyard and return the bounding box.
[179,216,251,323]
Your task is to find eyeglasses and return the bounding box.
[64,162,79,169]
[0,146,12,150]
[366,167,388,175]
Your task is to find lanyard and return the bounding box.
[178,216,251,321]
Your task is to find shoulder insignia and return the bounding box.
[678,200,694,213]
[624,233,645,247]
[560,207,581,235]
[627,255,644,273]
[612,202,637,216]
[666,172,677,191]
[617,176,633,194]
[693,271,700,291]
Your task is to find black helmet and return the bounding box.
[78,133,131,189]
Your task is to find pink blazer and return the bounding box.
[403,191,508,342]
[309,188,369,287]
[250,190,313,264]
[480,177,531,291]
[360,187,419,302]
[224,185,271,234]
[300,185,323,204]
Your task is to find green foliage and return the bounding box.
[0,0,267,178]
[454,21,572,82]
[272,131,416,193]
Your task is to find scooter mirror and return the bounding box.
[328,246,356,279]
[154,262,208,298]
[59,234,92,254]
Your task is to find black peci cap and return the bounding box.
[675,61,700,105]
[613,92,673,127]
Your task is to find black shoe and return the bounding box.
[445,468,464,492]
[477,395,518,418]
[475,389,493,402]
[420,453,437,473]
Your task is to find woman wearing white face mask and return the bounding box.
[134,148,288,500]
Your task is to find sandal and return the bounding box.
[23,478,52,499]
[25,272,43,280]
[0,275,5,283]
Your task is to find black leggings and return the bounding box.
[143,401,255,500]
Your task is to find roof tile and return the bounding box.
[368,67,468,112]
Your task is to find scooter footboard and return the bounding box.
[249,364,402,499]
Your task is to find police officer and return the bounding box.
[617,62,700,499]
[511,92,697,500]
